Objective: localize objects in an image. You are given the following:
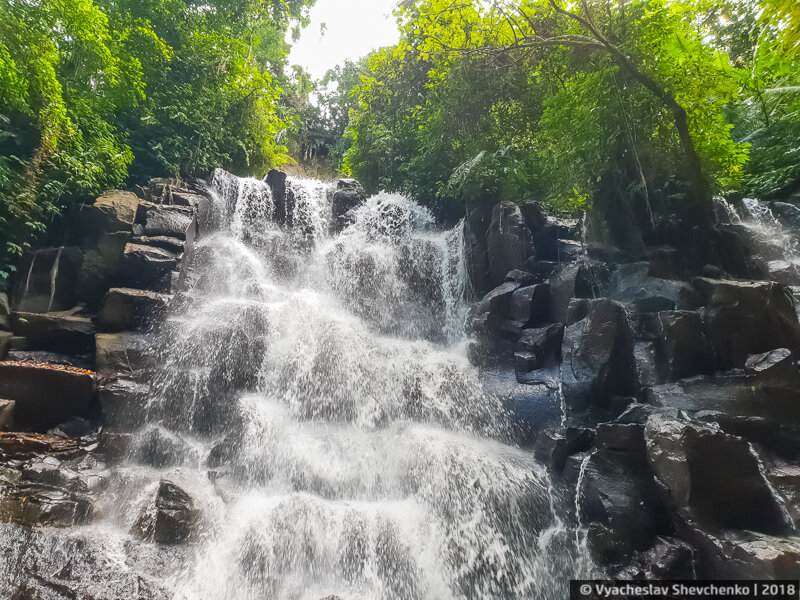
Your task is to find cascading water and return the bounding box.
[0,170,592,599]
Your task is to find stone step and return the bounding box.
[97,288,171,332]
[10,310,95,354]
[0,361,96,430]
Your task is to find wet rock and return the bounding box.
[610,262,699,313]
[0,362,95,431]
[463,204,493,296]
[486,202,535,287]
[123,243,180,292]
[768,260,800,285]
[645,414,794,536]
[745,348,796,378]
[332,179,367,231]
[142,204,196,244]
[548,262,612,323]
[618,536,696,579]
[75,231,130,311]
[504,269,538,286]
[95,332,151,376]
[94,190,140,231]
[509,283,549,326]
[10,310,95,354]
[561,299,636,412]
[633,341,659,389]
[0,399,14,429]
[133,480,199,544]
[0,331,13,360]
[0,432,101,527]
[693,277,800,369]
[533,427,594,472]
[534,215,577,261]
[97,377,149,429]
[477,281,520,316]
[98,288,171,332]
[574,442,669,564]
[769,202,800,230]
[515,323,564,372]
[12,247,83,313]
[596,423,646,452]
[0,292,10,330]
[132,235,186,254]
[556,239,583,262]
[266,169,289,224]
[644,310,714,381]
[689,529,800,579]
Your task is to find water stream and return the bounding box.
[1,171,591,599]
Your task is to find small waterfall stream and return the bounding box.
[0,171,592,599]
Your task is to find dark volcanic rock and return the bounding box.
[477,281,520,316]
[142,204,196,243]
[509,283,550,326]
[693,277,800,369]
[10,310,96,354]
[133,480,199,544]
[560,299,636,412]
[95,332,151,376]
[97,377,149,429]
[644,310,715,381]
[12,247,83,313]
[98,288,171,332]
[463,204,493,296]
[123,243,180,292]
[645,414,794,536]
[610,262,699,313]
[515,323,564,372]
[93,190,140,232]
[75,231,130,311]
[0,362,95,431]
[331,179,367,231]
[486,202,535,287]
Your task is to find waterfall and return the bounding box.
[0,171,591,599]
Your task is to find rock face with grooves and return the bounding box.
[133,480,199,544]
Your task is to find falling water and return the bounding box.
[0,170,592,599]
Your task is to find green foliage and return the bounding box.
[0,0,315,281]
[340,0,786,215]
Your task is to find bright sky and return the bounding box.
[289,0,401,79]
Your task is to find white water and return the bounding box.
[0,170,591,599]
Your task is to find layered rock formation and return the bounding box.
[466,195,800,579]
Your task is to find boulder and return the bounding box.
[767,260,800,286]
[97,288,170,332]
[533,427,594,472]
[75,231,130,311]
[122,243,180,292]
[693,277,800,369]
[10,311,95,354]
[93,190,140,231]
[12,247,83,313]
[769,202,800,230]
[0,362,95,431]
[504,269,539,286]
[132,480,199,544]
[561,299,636,412]
[142,204,196,244]
[509,283,550,326]
[132,235,186,254]
[0,399,14,429]
[477,281,520,316]
[515,323,564,372]
[0,331,12,360]
[548,262,613,323]
[644,310,714,381]
[610,262,699,313]
[463,204,493,295]
[618,536,696,580]
[266,169,289,224]
[689,529,800,579]
[95,333,151,376]
[97,377,149,429]
[745,348,795,378]
[645,414,794,536]
[0,292,10,330]
[486,202,535,287]
[331,179,367,230]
